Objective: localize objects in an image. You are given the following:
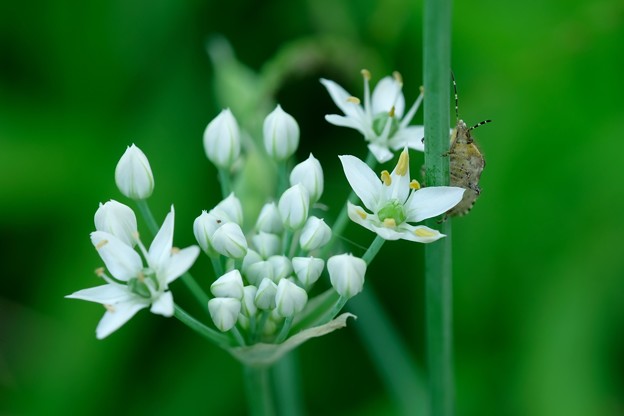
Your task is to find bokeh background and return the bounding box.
[2,0,623,414]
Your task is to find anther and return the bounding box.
[414,228,436,238]
[171,247,180,254]
[361,69,371,80]
[104,304,116,313]
[419,85,424,94]
[388,106,395,118]
[395,149,409,176]
[410,180,421,190]
[356,209,367,220]
[380,170,392,186]
[137,271,145,282]
[96,239,109,250]
[347,96,361,104]
[392,71,403,84]
[94,267,105,277]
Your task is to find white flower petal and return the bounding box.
[371,76,405,118]
[95,299,149,339]
[397,224,445,243]
[149,206,175,269]
[320,78,364,119]
[90,231,142,281]
[388,125,425,153]
[367,143,394,164]
[384,148,411,204]
[405,186,465,223]
[66,284,134,304]
[150,291,174,317]
[324,115,368,137]
[162,245,200,284]
[338,155,382,212]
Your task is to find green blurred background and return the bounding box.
[1,0,623,414]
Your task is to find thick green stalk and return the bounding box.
[424,0,454,414]
[244,365,276,416]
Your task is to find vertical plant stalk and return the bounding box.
[244,365,276,416]
[423,0,454,414]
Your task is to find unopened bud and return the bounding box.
[115,144,154,200]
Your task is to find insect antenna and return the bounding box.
[469,119,492,131]
[451,71,460,123]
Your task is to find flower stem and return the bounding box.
[135,199,159,236]
[174,304,230,348]
[218,169,232,198]
[424,0,455,412]
[275,316,294,344]
[243,365,276,416]
[362,235,385,265]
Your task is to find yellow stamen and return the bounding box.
[395,149,409,176]
[410,179,421,190]
[383,218,397,227]
[94,267,105,277]
[137,271,145,282]
[414,228,436,238]
[104,304,116,313]
[171,247,180,255]
[361,69,371,80]
[393,71,403,84]
[355,209,367,220]
[380,170,391,186]
[96,239,109,250]
[419,85,424,95]
[388,106,395,118]
[347,96,361,104]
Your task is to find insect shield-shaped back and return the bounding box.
[442,74,491,221]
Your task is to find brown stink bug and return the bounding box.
[444,74,491,220]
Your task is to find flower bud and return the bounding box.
[94,200,137,247]
[210,269,244,299]
[255,202,284,234]
[211,193,243,226]
[275,279,307,318]
[278,184,309,230]
[211,222,248,259]
[299,216,332,251]
[327,253,366,299]
[208,298,241,332]
[241,285,258,317]
[193,211,220,255]
[242,249,263,275]
[263,105,299,161]
[255,278,278,310]
[251,232,281,258]
[292,257,324,287]
[267,255,292,282]
[203,109,241,169]
[114,144,154,200]
[290,153,324,203]
[245,260,274,286]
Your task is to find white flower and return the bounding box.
[290,154,324,203]
[193,211,220,255]
[299,216,331,252]
[327,253,366,299]
[321,70,425,163]
[94,200,137,247]
[208,298,241,332]
[267,255,292,282]
[292,257,324,288]
[241,285,258,317]
[115,144,154,200]
[210,193,244,226]
[66,206,200,339]
[263,105,300,161]
[278,184,309,230]
[193,193,245,256]
[203,109,241,169]
[275,279,308,318]
[211,269,245,299]
[251,232,281,259]
[255,202,284,234]
[339,148,465,242]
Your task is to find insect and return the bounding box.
[444,74,491,220]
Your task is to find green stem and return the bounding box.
[218,169,232,198]
[210,256,224,277]
[231,325,246,346]
[362,235,385,265]
[243,365,276,416]
[135,199,159,236]
[424,0,454,413]
[275,316,294,344]
[271,352,304,416]
[174,304,230,348]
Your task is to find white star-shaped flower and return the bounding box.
[67,206,200,339]
[339,148,465,242]
[321,70,424,163]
